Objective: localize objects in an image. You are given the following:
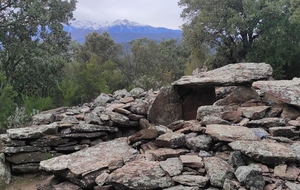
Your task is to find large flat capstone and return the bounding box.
[172,63,272,87]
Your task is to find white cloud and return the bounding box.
[73,0,184,29]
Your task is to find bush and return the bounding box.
[21,94,54,115]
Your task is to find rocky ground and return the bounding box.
[1,63,300,190]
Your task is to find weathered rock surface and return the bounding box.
[40,138,138,188]
[107,159,174,189]
[214,86,260,106]
[204,156,234,187]
[185,134,212,151]
[155,132,185,148]
[172,175,209,187]
[205,124,263,142]
[229,140,296,165]
[148,86,182,125]
[172,63,272,87]
[159,157,183,176]
[7,123,58,139]
[252,77,300,107]
[0,153,11,189]
[235,165,265,190]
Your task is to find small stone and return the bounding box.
[185,135,212,151]
[269,126,298,138]
[238,106,269,120]
[128,129,159,144]
[179,155,204,168]
[235,165,265,190]
[159,157,183,176]
[204,156,234,188]
[228,151,245,169]
[172,175,209,187]
[156,133,186,148]
[95,173,110,186]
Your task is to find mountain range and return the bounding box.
[63,19,182,43]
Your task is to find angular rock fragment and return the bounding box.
[159,157,183,176]
[281,104,300,119]
[172,175,209,187]
[53,181,83,190]
[4,146,50,154]
[7,123,58,140]
[238,106,269,120]
[285,181,300,190]
[72,123,118,133]
[128,129,159,144]
[246,117,286,128]
[32,113,55,125]
[94,93,112,104]
[205,124,262,142]
[214,86,260,106]
[235,165,265,190]
[156,132,186,148]
[145,148,189,161]
[185,135,212,151]
[11,163,40,173]
[253,78,300,107]
[203,156,234,188]
[269,126,298,138]
[179,155,204,168]
[229,140,296,165]
[40,138,138,188]
[274,165,300,181]
[7,152,61,164]
[107,159,174,189]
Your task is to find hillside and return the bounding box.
[63,19,182,43]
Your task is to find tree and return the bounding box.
[120,38,188,89]
[0,0,77,90]
[179,0,300,78]
[72,32,126,101]
[77,32,123,64]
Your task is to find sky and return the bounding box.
[73,0,185,29]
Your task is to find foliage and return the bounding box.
[21,94,53,115]
[0,0,77,94]
[120,38,189,90]
[0,72,17,132]
[179,0,300,78]
[76,32,123,64]
[56,78,80,106]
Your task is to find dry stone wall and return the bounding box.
[1,63,300,190]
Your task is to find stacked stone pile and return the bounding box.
[1,62,300,190]
[0,87,156,175]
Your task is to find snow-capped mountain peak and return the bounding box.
[70,19,147,30]
[111,19,146,27]
[71,20,102,30]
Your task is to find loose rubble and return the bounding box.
[1,62,300,189]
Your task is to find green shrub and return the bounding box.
[56,78,80,106]
[21,94,54,115]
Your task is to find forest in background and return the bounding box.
[0,0,300,132]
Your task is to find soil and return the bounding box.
[4,173,53,190]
